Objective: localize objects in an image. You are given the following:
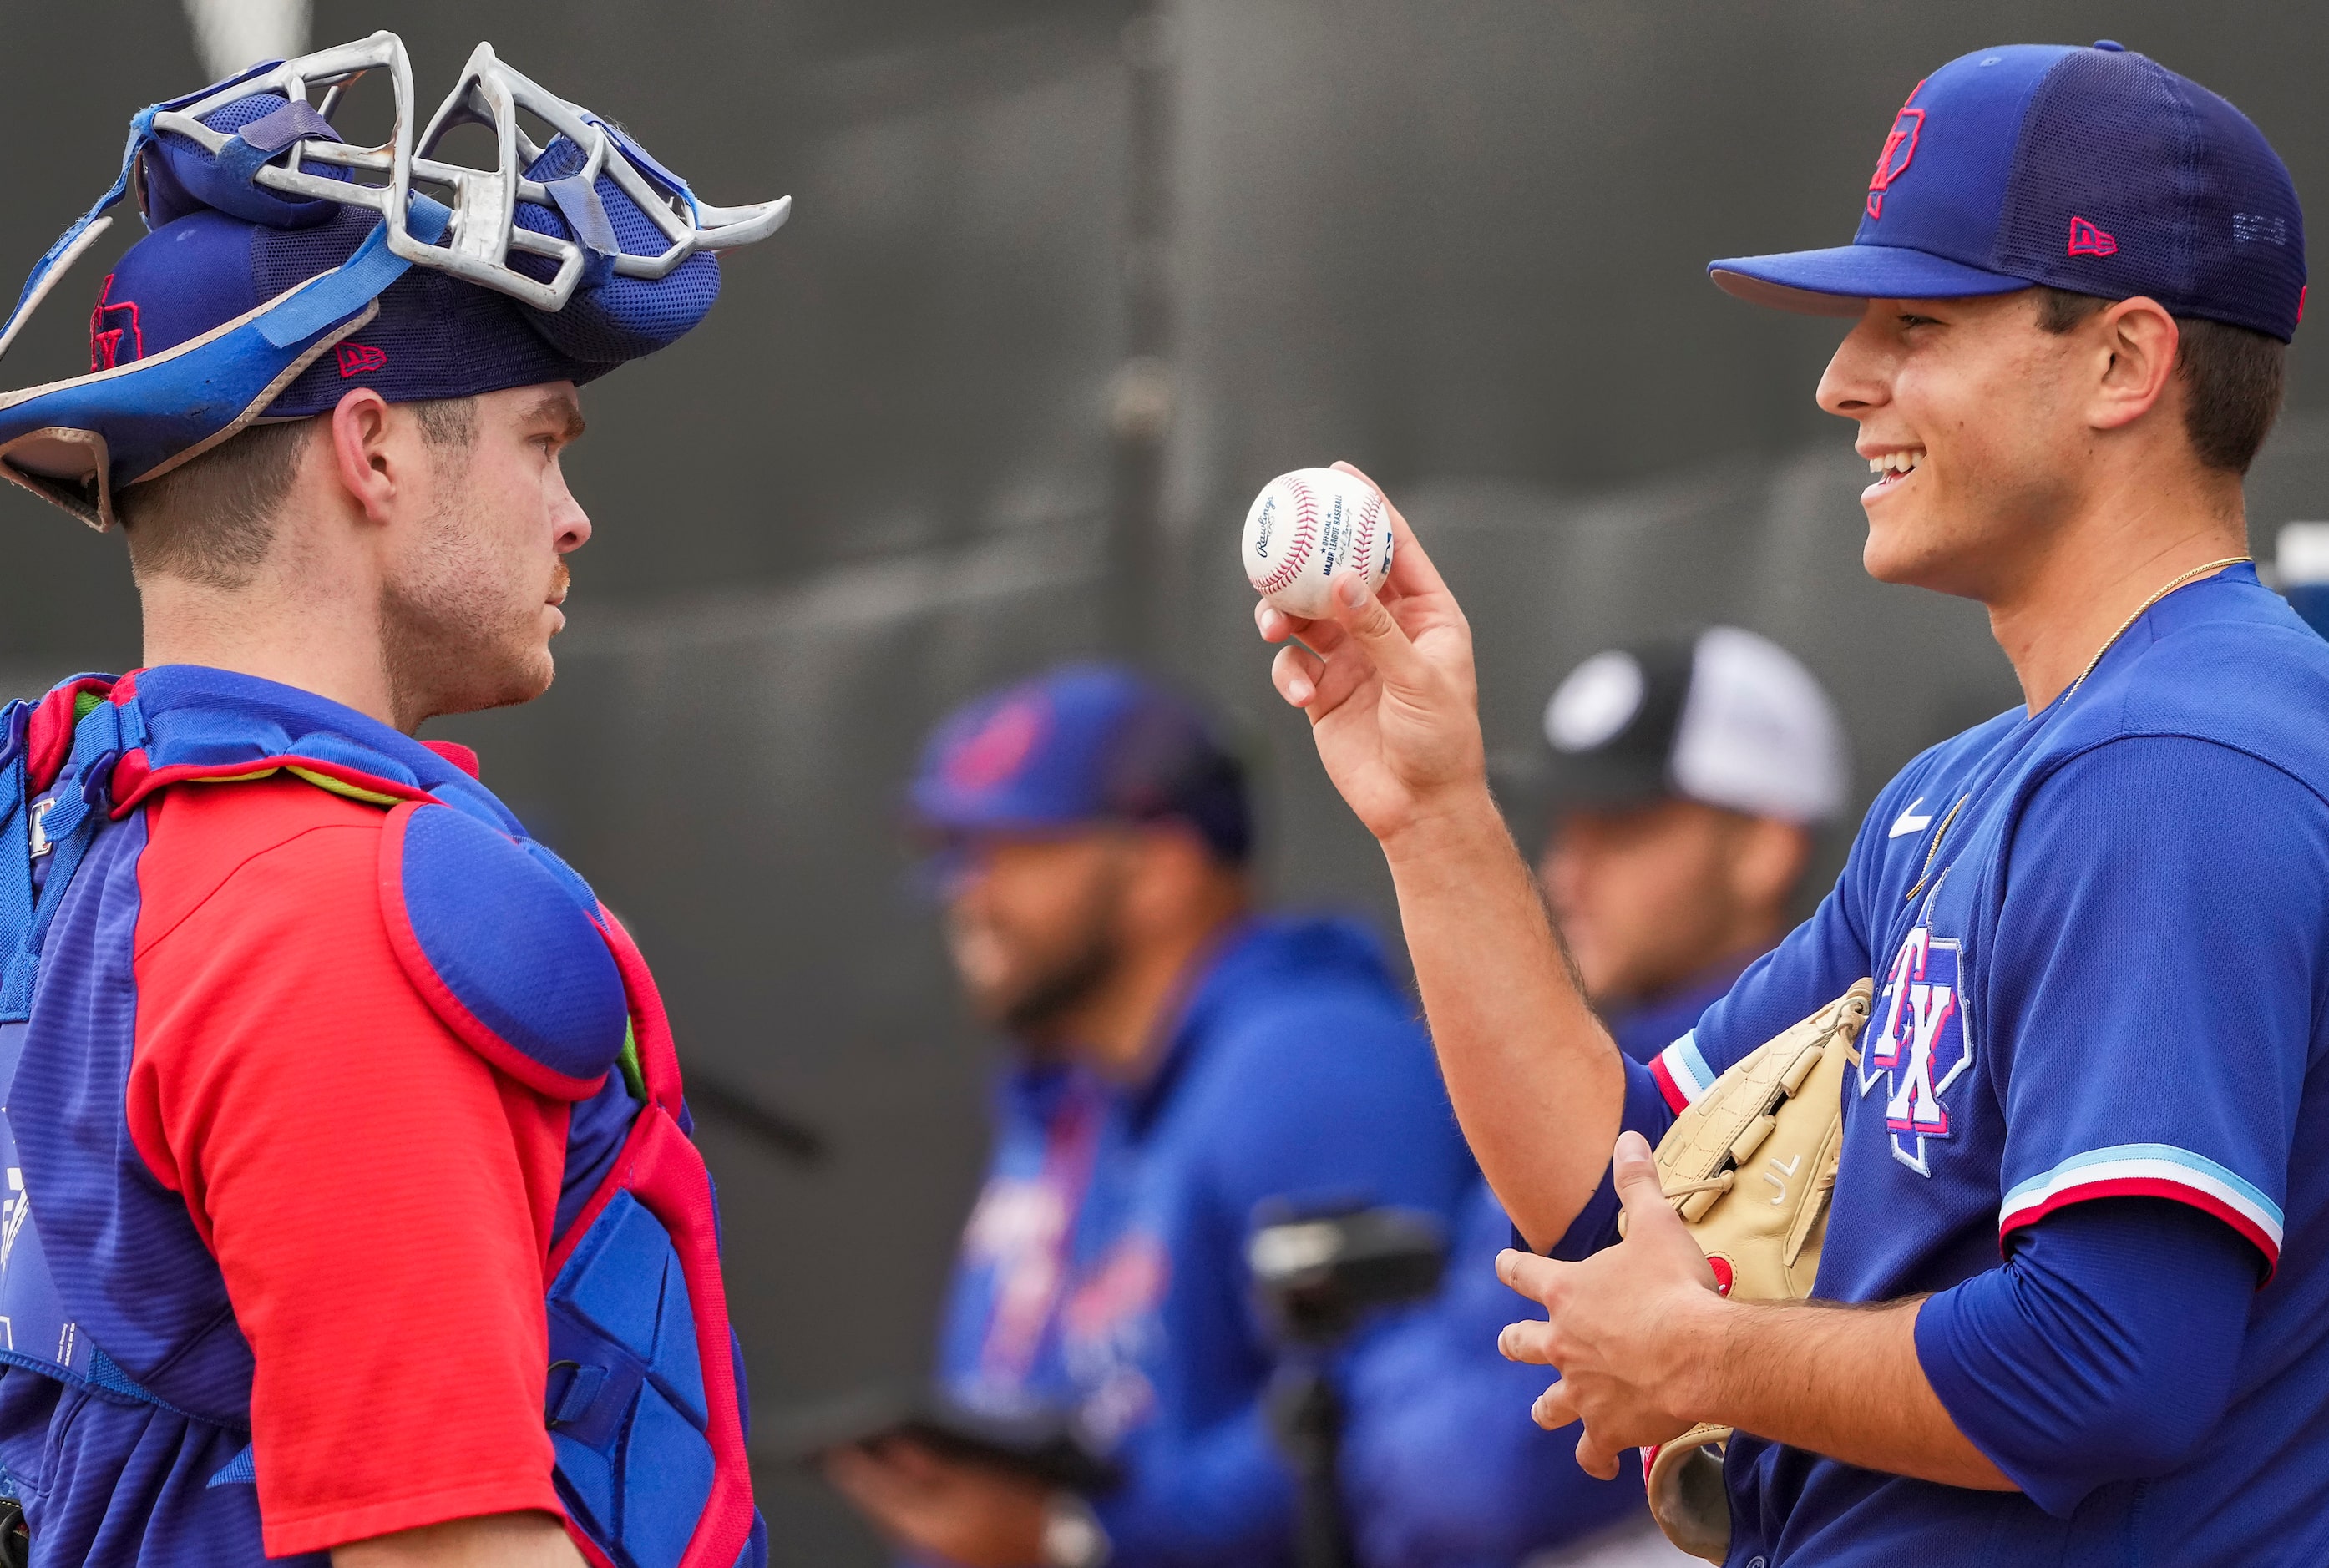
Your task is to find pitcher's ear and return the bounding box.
[2087,295,2180,435]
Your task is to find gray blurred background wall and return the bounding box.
[3,3,2325,1560]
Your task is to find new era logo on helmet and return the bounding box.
[1865,80,1927,220]
[87,274,140,372]
[336,342,389,377]
[2067,215,2119,257]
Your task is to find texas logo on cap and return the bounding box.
[940,695,1051,796]
[1865,83,1925,220]
[88,275,141,372]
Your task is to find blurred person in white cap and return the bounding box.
[1339,627,1846,1568]
[1532,625,1848,1050]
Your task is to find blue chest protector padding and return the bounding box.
[384,799,630,1100]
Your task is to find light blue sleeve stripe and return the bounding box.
[1671,1030,1716,1095]
[2001,1141,2283,1226]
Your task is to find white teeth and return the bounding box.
[1867,450,1924,475]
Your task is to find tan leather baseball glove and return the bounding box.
[1624,979,1874,1562]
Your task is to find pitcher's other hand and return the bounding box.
[1493,1132,1724,1479]
[1255,462,1491,847]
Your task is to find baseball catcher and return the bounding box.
[0,32,782,1568]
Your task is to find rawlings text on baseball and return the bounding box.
[1242,467,1394,619]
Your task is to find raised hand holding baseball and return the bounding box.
[1243,466,1395,617]
[1249,462,1490,847]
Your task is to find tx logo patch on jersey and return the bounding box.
[1861,923,1972,1175]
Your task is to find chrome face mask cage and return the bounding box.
[154,35,791,312]
[0,30,787,532]
[0,29,790,368]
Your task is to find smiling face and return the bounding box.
[378,383,591,721]
[1816,292,2096,599]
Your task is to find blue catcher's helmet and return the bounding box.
[0,31,789,529]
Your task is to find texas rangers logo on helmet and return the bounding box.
[1860,919,1972,1176]
[87,275,140,372]
[1866,80,1927,221]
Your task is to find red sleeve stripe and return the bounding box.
[1648,1053,1692,1115]
[1998,1145,2282,1282]
[1651,1030,1717,1113]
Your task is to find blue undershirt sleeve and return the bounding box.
[1915,1196,2254,1519]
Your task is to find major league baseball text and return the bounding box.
[1242,467,1394,618]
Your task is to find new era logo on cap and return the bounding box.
[336,342,389,377]
[1710,43,2306,343]
[2067,216,2119,257]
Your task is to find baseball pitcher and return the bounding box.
[1254,42,2319,1568]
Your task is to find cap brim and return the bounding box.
[1491,748,1673,822]
[1708,244,2032,316]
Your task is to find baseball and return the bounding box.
[1242,466,1395,619]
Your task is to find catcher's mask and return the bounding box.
[0,30,789,529]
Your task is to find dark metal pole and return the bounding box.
[1107,0,1177,661]
[684,1070,828,1166]
[1268,1358,1356,1568]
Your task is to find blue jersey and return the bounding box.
[935,918,1475,1567]
[1589,566,2329,1565]
[1339,965,1747,1566]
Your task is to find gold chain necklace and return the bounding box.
[1901,554,2251,905]
[2066,555,2251,695]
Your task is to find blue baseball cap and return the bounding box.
[1709,43,2306,341]
[909,664,1251,864]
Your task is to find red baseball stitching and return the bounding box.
[1348,489,1385,581]
[1254,478,1322,595]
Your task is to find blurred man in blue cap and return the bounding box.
[828,662,1474,1568]
[1341,628,1845,1568]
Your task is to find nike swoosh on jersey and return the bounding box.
[1889,798,1933,838]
